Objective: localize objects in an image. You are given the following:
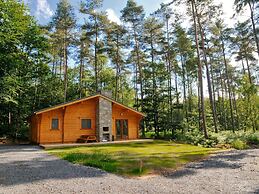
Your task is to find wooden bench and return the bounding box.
[77,135,97,143]
[0,137,7,144]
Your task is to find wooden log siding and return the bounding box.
[112,104,142,140]
[62,107,66,143]
[37,114,42,143]
[30,95,144,144]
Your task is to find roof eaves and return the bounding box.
[33,94,145,117]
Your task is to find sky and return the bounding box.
[23,0,250,26]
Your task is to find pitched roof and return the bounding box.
[33,94,145,116]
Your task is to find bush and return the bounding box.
[145,129,259,149]
[174,130,218,148]
[246,133,259,145]
[231,139,248,150]
[211,131,259,149]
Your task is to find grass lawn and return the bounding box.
[48,140,219,177]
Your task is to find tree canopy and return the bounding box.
[0,0,258,142]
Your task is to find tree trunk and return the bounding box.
[245,54,252,84]
[115,33,120,101]
[150,32,158,136]
[133,25,144,136]
[79,42,84,98]
[63,32,68,102]
[241,58,246,74]
[133,28,139,109]
[59,56,63,79]
[232,88,239,129]
[210,59,217,123]
[248,1,259,57]
[220,36,235,132]
[197,20,218,133]
[191,0,208,138]
[166,17,174,137]
[181,55,189,131]
[219,69,227,130]
[94,15,98,92]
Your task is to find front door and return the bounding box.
[115,119,128,140]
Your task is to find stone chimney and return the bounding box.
[96,96,112,142]
[99,90,112,98]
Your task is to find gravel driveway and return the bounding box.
[0,145,258,194]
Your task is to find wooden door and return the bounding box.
[115,119,128,140]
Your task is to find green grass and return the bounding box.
[48,141,219,176]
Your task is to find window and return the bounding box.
[51,118,59,130]
[116,119,128,140]
[81,119,91,129]
[123,120,128,136]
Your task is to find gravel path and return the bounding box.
[0,145,258,194]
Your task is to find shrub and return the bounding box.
[174,130,218,148]
[146,129,258,149]
[246,133,259,145]
[231,139,248,150]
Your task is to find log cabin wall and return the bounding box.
[63,98,97,143]
[34,98,97,144]
[112,104,141,140]
[30,95,143,144]
[39,108,63,143]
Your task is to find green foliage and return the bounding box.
[211,131,259,149]
[174,130,218,148]
[231,139,248,150]
[246,133,259,145]
[0,0,258,144]
[0,0,51,138]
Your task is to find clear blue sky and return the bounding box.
[24,0,167,25]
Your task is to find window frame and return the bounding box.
[81,118,92,130]
[51,118,59,130]
[115,119,128,140]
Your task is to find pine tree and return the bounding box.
[106,22,127,101]
[231,21,256,84]
[50,0,76,102]
[174,24,194,131]
[121,0,145,110]
[121,0,145,136]
[80,0,109,92]
[189,0,208,138]
[143,16,165,137]
[234,0,259,57]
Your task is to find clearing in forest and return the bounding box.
[48,140,219,176]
